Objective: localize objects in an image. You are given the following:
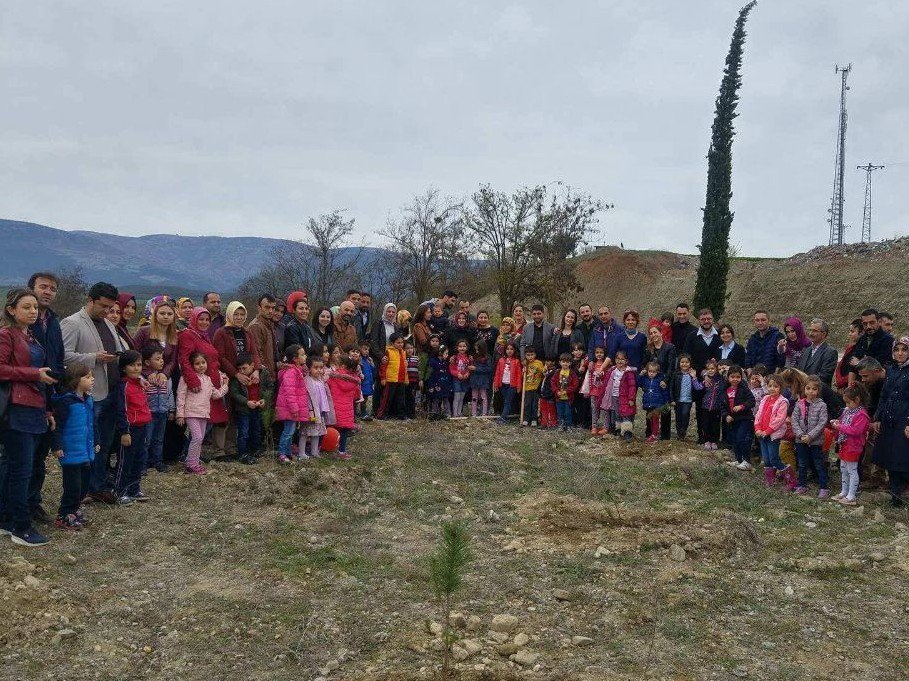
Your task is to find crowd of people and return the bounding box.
[0,273,907,548]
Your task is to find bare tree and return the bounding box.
[305,210,360,309]
[54,265,89,317]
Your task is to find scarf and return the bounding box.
[783,316,811,354]
[225,301,246,328]
[139,295,169,327]
[189,306,211,335]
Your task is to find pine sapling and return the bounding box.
[427,521,472,680]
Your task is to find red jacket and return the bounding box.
[117,377,152,433]
[212,326,262,378]
[493,357,523,390]
[328,369,362,429]
[0,327,49,411]
[550,368,580,405]
[177,327,228,424]
[600,366,637,417]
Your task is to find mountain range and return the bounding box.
[0,219,387,291]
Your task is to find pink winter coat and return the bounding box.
[176,372,229,419]
[755,394,789,441]
[599,366,637,418]
[328,369,362,429]
[276,365,311,422]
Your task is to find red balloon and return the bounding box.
[320,427,340,452]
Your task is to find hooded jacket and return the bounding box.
[276,364,311,422]
[328,369,362,429]
[51,392,95,465]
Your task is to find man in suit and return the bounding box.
[519,304,555,360]
[354,291,372,342]
[60,281,121,502]
[797,318,839,385]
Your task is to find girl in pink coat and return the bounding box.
[276,345,310,464]
[176,351,229,474]
[328,357,363,460]
[753,374,792,487]
[599,351,638,440]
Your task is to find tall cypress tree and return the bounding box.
[693,1,757,318]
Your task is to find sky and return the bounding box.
[2,0,906,256]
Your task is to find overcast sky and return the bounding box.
[2,1,906,256]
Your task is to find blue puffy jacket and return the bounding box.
[51,392,96,466]
[745,327,783,371]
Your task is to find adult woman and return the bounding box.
[511,305,527,335]
[442,311,476,354]
[396,309,413,341]
[110,295,136,349]
[778,316,811,369]
[474,311,499,357]
[494,317,520,361]
[717,324,747,366]
[547,309,584,360]
[212,301,262,381]
[138,295,168,328]
[412,303,434,355]
[0,288,57,546]
[284,296,315,353]
[871,336,909,507]
[176,297,194,330]
[134,299,180,379]
[177,307,228,453]
[608,309,647,370]
[836,318,863,389]
[311,307,335,347]
[643,322,677,440]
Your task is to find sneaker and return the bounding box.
[736,461,753,471]
[116,496,135,506]
[294,454,309,462]
[131,492,150,502]
[560,425,569,432]
[703,443,711,451]
[831,492,846,501]
[622,432,633,442]
[496,418,507,425]
[530,421,538,427]
[839,497,858,506]
[817,488,830,499]
[793,486,808,495]
[278,455,292,464]
[725,460,739,467]
[32,505,52,525]
[336,452,352,460]
[75,508,91,526]
[362,415,373,422]
[54,515,83,531]
[239,454,257,465]
[646,435,658,443]
[521,421,529,427]
[184,465,207,475]
[10,526,50,547]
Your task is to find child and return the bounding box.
[538,360,558,429]
[870,336,909,507]
[328,356,362,460]
[115,350,153,502]
[142,345,174,474]
[493,342,523,424]
[358,340,375,421]
[581,346,609,434]
[748,364,768,413]
[753,374,793,488]
[693,359,724,450]
[830,383,871,505]
[670,354,696,440]
[791,375,830,497]
[328,344,343,375]
[426,345,453,419]
[521,347,545,427]
[275,345,311,463]
[570,342,591,428]
[230,352,267,465]
[449,339,472,417]
[177,350,230,474]
[404,340,421,418]
[378,332,407,419]
[552,353,579,432]
[301,355,332,459]
[469,341,493,417]
[50,363,98,530]
[720,365,756,469]
[638,361,670,444]
[601,351,637,440]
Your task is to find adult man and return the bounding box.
[247,294,279,376]
[520,304,555,360]
[670,303,697,350]
[796,318,838,385]
[457,299,476,326]
[682,308,722,373]
[879,311,894,335]
[333,300,358,350]
[850,308,894,379]
[745,310,783,371]
[577,304,596,350]
[587,306,620,361]
[60,282,121,502]
[202,292,225,341]
[855,357,886,417]
[346,289,361,307]
[421,290,457,317]
[355,292,372,342]
[283,297,315,352]
[26,272,65,523]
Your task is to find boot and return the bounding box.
[763,466,777,487]
[780,465,797,491]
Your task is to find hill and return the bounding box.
[0,219,388,291]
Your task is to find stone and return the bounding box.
[462,639,483,656]
[487,509,501,523]
[513,632,530,647]
[553,589,572,602]
[784,586,794,596]
[5,556,36,578]
[572,636,595,647]
[452,644,469,662]
[873,509,886,522]
[490,614,519,633]
[869,553,886,562]
[805,522,818,529]
[51,629,77,645]
[496,643,521,656]
[449,612,467,629]
[732,666,749,677]
[488,631,509,644]
[510,650,540,667]
[594,546,610,558]
[669,544,687,562]
[325,660,340,671]
[467,615,483,632]
[64,554,77,565]
[450,495,464,504]
[23,575,41,589]
[427,621,444,636]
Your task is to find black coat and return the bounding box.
[283,319,316,353]
[443,325,477,355]
[719,342,747,368]
[872,363,909,472]
[682,331,722,373]
[643,342,677,374]
[718,382,755,422]
[854,329,895,368]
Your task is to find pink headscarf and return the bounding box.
[783,317,810,354]
[189,306,211,334]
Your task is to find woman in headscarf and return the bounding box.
[177,307,229,455]
[134,299,180,379]
[212,301,262,382]
[871,336,909,507]
[777,316,811,369]
[176,297,194,330]
[494,317,520,362]
[370,303,399,361]
[138,295,169,328]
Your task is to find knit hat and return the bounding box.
[285,291,307,314]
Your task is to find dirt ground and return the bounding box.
[2,419,908,681]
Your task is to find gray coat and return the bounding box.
[61,308,125,402]
[791,397,828,446]
[519,321,555,360]
[796,342,838,385]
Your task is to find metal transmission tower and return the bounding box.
[857,163,884,243]
[828,63,851,245]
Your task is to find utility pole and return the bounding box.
[828,63,851,246]
[857,163,884,243]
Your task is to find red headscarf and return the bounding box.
[285,291,307,314]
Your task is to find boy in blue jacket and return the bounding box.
[358,340,376,421]
[142,346,175,473]
[638,361,670,443]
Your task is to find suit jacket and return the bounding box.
[354,309,371,342]
[61,308,126,402]
[796,342,838,385]
[519,322,555,360]
[370,318,397,362]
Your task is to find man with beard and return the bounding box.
[745,310,783,372]
[587,306,620,362]
[683,308,722,444]
[670,303,697,351]
[201,292,225,341]
[577,304,596,351]
[334,300,358,350]
[355,291,372,342]
[849,308,894,381]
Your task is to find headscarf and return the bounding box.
[189,306,211,334]
[176,297,193,316]
[454,311,469,328]
[783,316,810,354]
[285,291,307,314]
[383,303,397,320]
[139,295,169,327]
[224,301,246,328]
[496,317,515,352]
[117,293,136,319]
[895,336,909,367]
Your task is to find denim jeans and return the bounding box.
[674,402,692,438]
[145,412,168,469]
[796,443,828,488]
[27,429,53,513]
[91,396,118,493]
[556,400,573,427]
[236,411,263,456]
[338,427,351,453]
[115,424,149,498]
[0,428,40,531]
[728,419,753,463]
[499,385,516,420]
[759,437,785,470]
[278,420,297,456]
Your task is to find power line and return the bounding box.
[857,163,884,243]
[827,63,851,246]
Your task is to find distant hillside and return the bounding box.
[0,219,388,291]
